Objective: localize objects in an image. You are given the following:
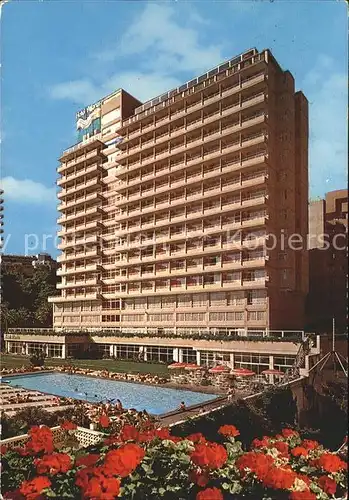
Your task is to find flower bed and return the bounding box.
[1,419,347,499]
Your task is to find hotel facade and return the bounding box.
[5,49,319,374]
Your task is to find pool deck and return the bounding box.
[159,389,251,427]
[1,370,245,423]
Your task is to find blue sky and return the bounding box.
[1,0,347,256]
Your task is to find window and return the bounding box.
[247,311,265,321]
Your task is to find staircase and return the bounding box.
[279,336,311,384]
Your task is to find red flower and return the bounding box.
[76,467,120,500]
[76,454,101,468]
[189,469,209,487]
[301,439,319,451]
[282,429,299,439]
[318,475,337,495]
[25,426,54,455]
[35,453,72,475]
[218,425,240,438]
[251,436,270,448]
[191,442,228,470]
[154,427,172,440]
[99,414,110,428]
[187,433,207,444]
[103,443,145,477]
[317,453,347,473]
[1,445,8,455]
[19,476,51,500]
[236,452,274,481]
[274,441,289,457]
[291,447,308,458]
[119,424,139,442]
[84,475,120,500]
[262,467,297,490]
[289,492,316,500]
[60,420,77,431]
[196,487,223,500]
[138,429,156,443]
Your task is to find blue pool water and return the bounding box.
[2,373,218,415]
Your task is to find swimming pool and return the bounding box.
[2,373,219,415]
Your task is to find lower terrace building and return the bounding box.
[4,48,314,375]
[4,328,321,379]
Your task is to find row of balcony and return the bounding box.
[117,91,266,162]
[114,187,267,224]
[106,213,267,253]
[57,220,102,237]
[116,112,267,177]
[113,138,267,198]
[49,292,101,303]
[56,235,267,275]
[57,278,101,289]
[58,235,98,251]
[115,140,264,196]
[57,263,101,276]
[57,248,100,263]
[58,177,101,200]
[57,191,102,212]
[58,147,106,174]
[102,257,267,285]
[57,206,102,225]
[114,167,267,209]
[121,73,267,142]
[109,234,267,267]
[102,278,268,299]
[57,163,103,188]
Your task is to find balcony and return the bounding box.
[57,206,102,225]
[57,248,99,263]
[58,177,100,199]
[57,235,98,250]
[242,277,268,288]
[57,162,103,187]
[57,263,101,276]
[59,135,103,159]
[58,148,106,174]
[57,278,100,289]
[57,220,102,237]
[58,192,102,212]
[48,292,101,302]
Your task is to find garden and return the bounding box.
[1,417,347,499]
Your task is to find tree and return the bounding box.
[1,266,58,328]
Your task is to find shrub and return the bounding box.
[29,349,46,367]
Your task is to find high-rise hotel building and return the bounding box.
[50,48,309,335]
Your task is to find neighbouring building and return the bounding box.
[1,253,58,276]
[0,188,3,246]
[307,190,348,334]
[5,48,318,374]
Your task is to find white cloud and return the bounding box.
[0,177,56,205]
[303,56,348,196]
[119,3,224,73]
[49,72,182,107]
[49,3,225,106]
[49,79,99,105]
